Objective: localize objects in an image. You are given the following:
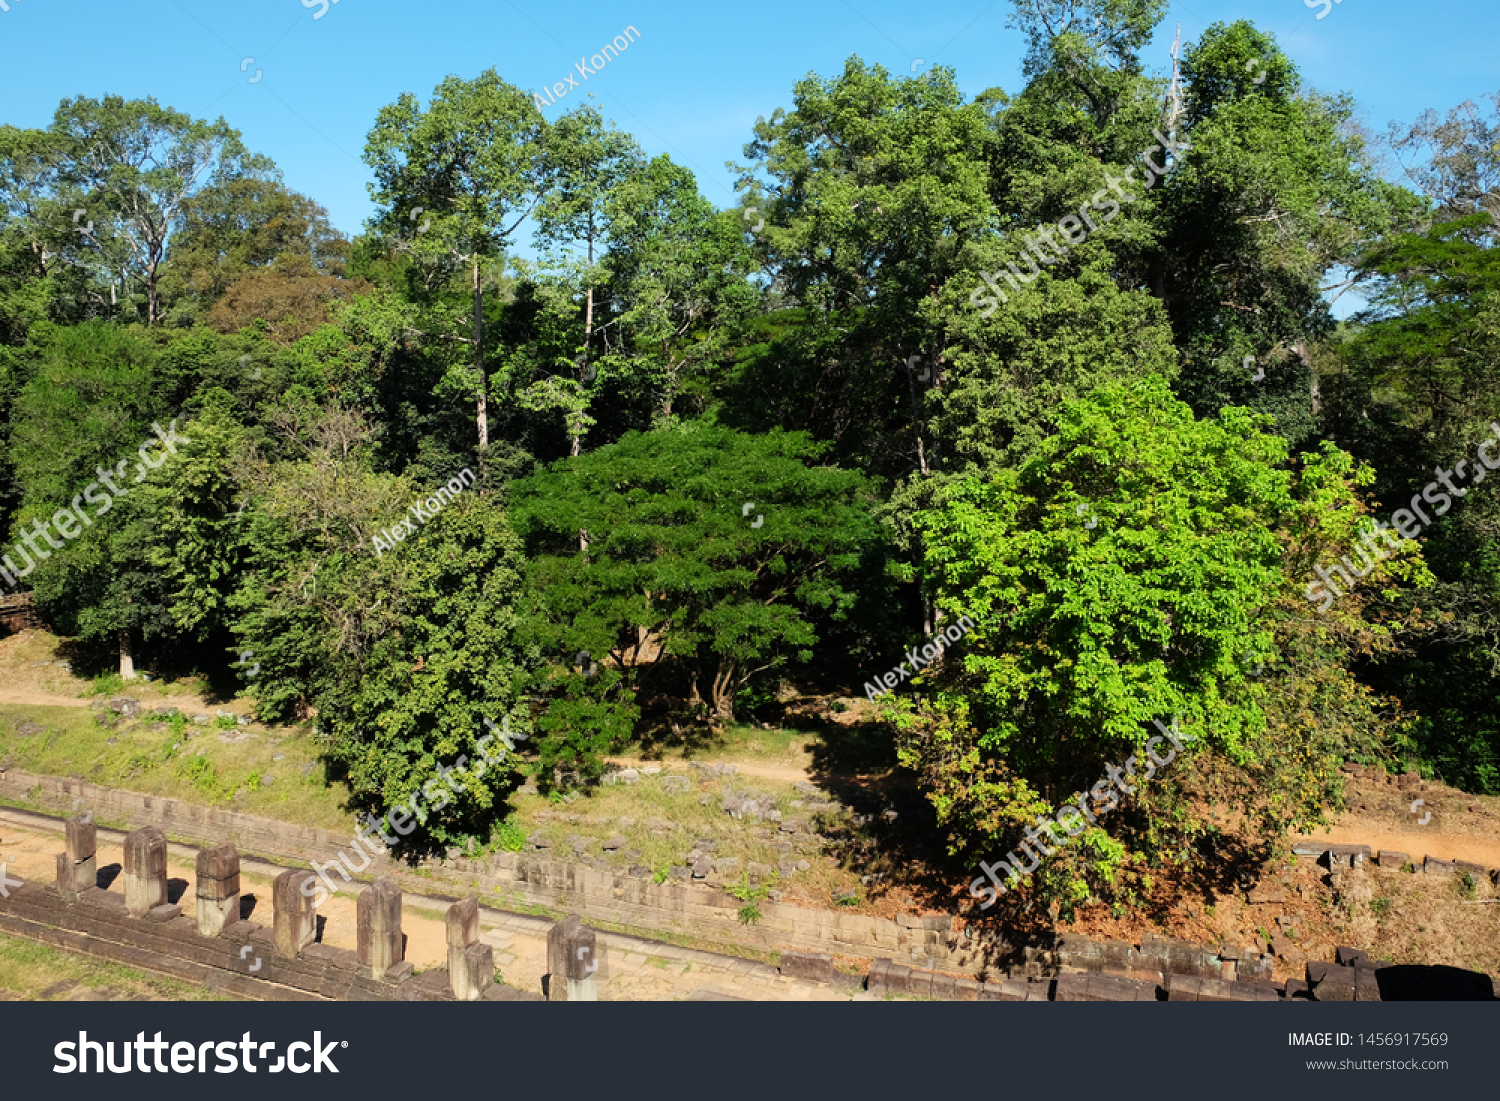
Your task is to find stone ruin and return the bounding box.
[0,810,617,1002]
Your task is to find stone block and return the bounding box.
[1354,969,1382,1002]
[546,914,597,1001]
[780,950,833,984]
[1165,974,1200,1001]
[884,964,912,995]
[1271,936,1304,963]
[193,842,241,937]
[1424,855,1458,877]
[953,976,981,1001]
[66,813,96,863]
[979,979,1030,1002]
[446,896,479,950]
[1335,946,1370,967]
[929,972,957,999]
[357,877,403,980]
[122,827,167,917]
[1283,978,1309,998]
[451,942,494,1001]
[1237,953,1274,983]
[906,969,934,997]
[272,868,318,959]
[195,842,240,898]
[1376,850,1408,868]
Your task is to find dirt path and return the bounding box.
[604,755,818,785]
[0,689,97,709]
[1302,821,1500,868]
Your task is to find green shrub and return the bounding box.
[494,815,527,853]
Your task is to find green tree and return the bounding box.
[5,321,179,677]
[364,70,549,453]
[50,95,272,325]
[899,378,1419,905]
[512,426,888,734]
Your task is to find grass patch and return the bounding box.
[0,703,349,832]
[0,933,226,1000]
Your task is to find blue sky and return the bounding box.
[1,0,1494,252]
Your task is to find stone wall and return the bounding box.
[0,766,974,970]
[7,765,1496,986]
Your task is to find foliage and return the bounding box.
[899,377,1420,902]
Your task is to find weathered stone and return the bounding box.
[65,813,96,864]
[1424,855,1458,877]
[357,877,403,980]
[1377,850,1408,868]
[1246,885,1286,904]
[1271,936,1304,963]
[1237,952,1274,983]
[781,950,834,984]
[446,896,479,947]
[122,827,167,917]
[194,842,240,936]
[271,868,318,959]
[616,769,640,785]
[1335,946,1370,967]
[452,942,494,1001]
[601,836,626,851]
[546,914,598,1002]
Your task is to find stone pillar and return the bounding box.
[195,842,240,936]
[546,913,598,1002]
[122,826,167,917]
[272,869,318,959]
[446,897,492,1001]
[55,812,97,901]
[357,877,403,980]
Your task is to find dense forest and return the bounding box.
[2,0,1497,909]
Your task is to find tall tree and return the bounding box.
[364,70,549,454]
[49,95,271,325]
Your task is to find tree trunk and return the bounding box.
[118,628,136,681]
[710,662,737,724]
[474,256,488,451]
